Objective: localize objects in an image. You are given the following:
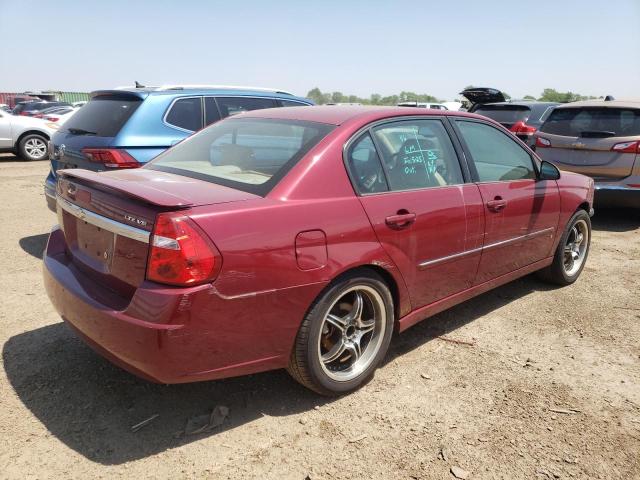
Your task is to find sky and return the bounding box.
[1,0,639,101]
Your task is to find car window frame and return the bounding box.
[214,96,279,118]
[342,115,473,196]
[449,117,540,184]
[163,96,205,133]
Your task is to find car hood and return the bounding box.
[460,87,506,106]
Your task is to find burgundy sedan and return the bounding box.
[43,106,594,395]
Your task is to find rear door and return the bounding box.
[536,106,640,180]
[347,118,485,309]
[0,112,11,148]
[452,119,560,283]
[50,93,143,176]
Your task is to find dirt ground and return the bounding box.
[0,155,639,480]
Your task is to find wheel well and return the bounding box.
[335,265,401,322]
[15,130,50,149]
[577,202,590,214]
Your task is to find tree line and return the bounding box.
[306,87,600,105]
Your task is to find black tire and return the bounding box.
[18,133,49,161]
[537,209,591,286]
[287,270,394,396]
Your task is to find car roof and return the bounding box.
[476,101,559,107]
[92,86,309,102]
[240,105,482,126]
[554,99,640,109]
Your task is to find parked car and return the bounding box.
[0,109,55,160]
[43,106,594,395]
[43,109,77,125]
[535,99,640,207]
[33,105,76,119]
[460,87,558,146]
[44,85,313,210]
[397,101,448,110]
[13,101,72,116]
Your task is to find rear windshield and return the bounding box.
[540,107,640,137]
[147,118,334,195]
[473,105,531,124]
[61,95,141,137]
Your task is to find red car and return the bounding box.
[43,106,594,395]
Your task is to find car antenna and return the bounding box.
[135,81,145,89]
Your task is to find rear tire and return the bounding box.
[287,271,394,396]
[18,134,49,161]
[537,209,591,285]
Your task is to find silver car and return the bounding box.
[535,99,640,207]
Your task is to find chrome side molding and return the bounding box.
[56,195,151,244]
[418,227,555,270]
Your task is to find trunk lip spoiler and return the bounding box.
[57,195,151,244]
[58,169,194,208]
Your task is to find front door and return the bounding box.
[345,118,485,309]
[452,119,560,283]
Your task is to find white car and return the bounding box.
[0,110,55,160]
[42,109,78,126]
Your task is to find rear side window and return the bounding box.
[62,95,141,137]
[456,120,535,182]
[371,119,464,191]
[347,133,388,194]
[148,118,334,195]
[473,105,531,125]
[540,107,640,137]
[216,97,277,118]
[278,99,308,107]
[165,97,203,132]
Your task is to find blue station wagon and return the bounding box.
[45,85,313,210]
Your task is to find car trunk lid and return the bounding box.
[460,87,507,107]
[55,168,258,299]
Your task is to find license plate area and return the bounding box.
[73,219,115,272]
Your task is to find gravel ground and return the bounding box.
[1,156,639,480]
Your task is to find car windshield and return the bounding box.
[147,118,334,195]
[473,105,531,124]
[540,107,640,137]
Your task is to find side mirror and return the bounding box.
[539,160,560,181]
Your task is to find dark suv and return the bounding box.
[45,85,313,210]
[461,88,558,146]
[13,101,72,116]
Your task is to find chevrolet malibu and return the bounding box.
[43,106,594,395]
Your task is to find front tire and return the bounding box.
[538,209,591,285]
[18,134,48,161]
[287,271,394,396]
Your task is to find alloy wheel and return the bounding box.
[563,219,589,276]
[24,137,47,160]
[318,285,386,382]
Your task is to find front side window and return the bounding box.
[165,97,203,132]
[148,118,334,195]
[216,97,277,118]
[346,133,388,194]
[204,97,221,126]
[278,99,308,107]
[456,120,535,182]
[371,119,464,191]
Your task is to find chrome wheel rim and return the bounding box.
[24,137,47,159]
[318,285,386,382]
[563,219,588,276]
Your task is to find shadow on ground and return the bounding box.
[591,208,640,232]
[19,233,49,259]
[4,273,556,465]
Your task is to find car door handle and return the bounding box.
[486,197,507,212]
[385,212,416,228]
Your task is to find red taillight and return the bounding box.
[511,121,537,135]
[611,141,639,154]
[535,137,551,148]
[34,113,44,118]
[147,213,221,286]
[44,116,59,122]
[82,148,141,168]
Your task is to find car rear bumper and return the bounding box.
[43,227,323,384]
[594,183,640,208]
